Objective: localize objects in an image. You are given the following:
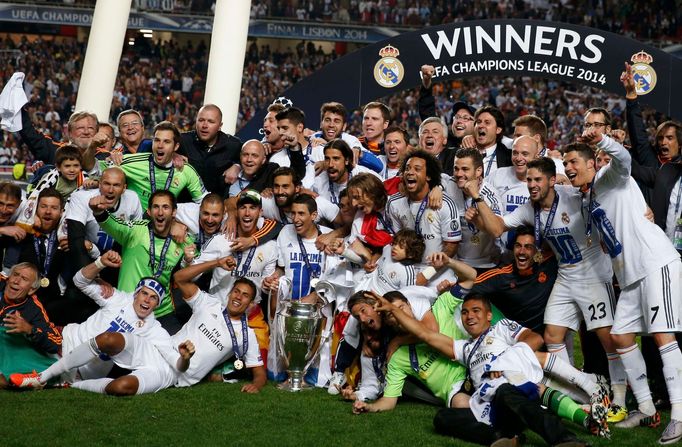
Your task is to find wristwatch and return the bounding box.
[472,197,484,203]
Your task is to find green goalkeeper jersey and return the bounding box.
[99,213,193,317]
[101,153,207,207]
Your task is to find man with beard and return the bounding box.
[3,189,69,321]
[443,148,502,272]
[262,167,341,226]
[179,104,242,197]
[89,190,192,332]
[470,105,512,178]
[262,102,288,167]
[471,225,558,334]
[386,149,460,260]
[563,133,682,443]
[18,107,100,173]
[114,121,208,206]
[313,139,380,207]
[472,156,626,422]
[0,182,26,252]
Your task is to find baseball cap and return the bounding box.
[237,189,262,207]
[453,101,476,117]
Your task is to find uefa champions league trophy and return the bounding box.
[275,280,333,392]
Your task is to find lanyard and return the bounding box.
[463,326,492,384]
[148,228,172,277]
[279,208,290,224]
[32,231,57,277]
[533,190,559,250]
[484,150,496,177]
[297,230,321,280]
[377,211,394,234]
[328,171,352,205]
[372,351,386,384]
[412,195,429,237]
[235,247,257,276]
[409,344,420,374]
[149,158,174,194]
[581,181,595,241]
[465,196,480,234]
[223,312,248,361]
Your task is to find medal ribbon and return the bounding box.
[33,231,57,278]
[297,230,321,280]
[148,228,172,278]
[223,312,248,361]
[533,189,559,251]
[328,171,352,205]
[409,344,420,374]
[235,247,257,277]
[149,158,174,194]
[413,195,429,237]
[464,326,493,384]
[484,151,497,177]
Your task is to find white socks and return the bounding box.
[660,342,682,421]
[40,338,100,383]
[544,352,598,396]
[71,378,113,394]
[617,344,655,416]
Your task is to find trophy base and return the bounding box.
[277,377,313,392]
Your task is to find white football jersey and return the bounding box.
[261,195,339,226]
[447,180,503,268]
[385,192,461,262]
[453,319,527,388]
[62,188,142,250]
[313,165,380,206]
[503,185,613,282]
[593,136,680,287]
[173,290,261,387]
[488,167,529,215]
[64,271,166,350]
[276,224,331,299]
[363,245,425,295]
[378,155,399,180]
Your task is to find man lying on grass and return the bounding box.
[374,293,605,446]
[11,251,194,395]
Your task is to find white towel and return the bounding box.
[0,72,28,132]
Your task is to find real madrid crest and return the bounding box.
[374,45,404,89]
[630,51,657,95]
[561,212,570,225]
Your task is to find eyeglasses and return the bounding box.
[454,114,474,122]
[583,122,607,129]
[120,120,142,129]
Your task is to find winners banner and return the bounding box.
[238,19,682,139]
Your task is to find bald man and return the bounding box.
[228,139,306,197]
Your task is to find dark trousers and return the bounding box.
[434,384,579,446]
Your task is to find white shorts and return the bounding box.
[61,328,113,382]
[611,260,682,335]
[544,279,616,331]
[113,333,176,394]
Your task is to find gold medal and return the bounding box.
[471,234,481,245]
[586,236,592,247]
[234,359,244,370]
[40,277,50,288]
[533,252,544,264]
[463,378,473,393]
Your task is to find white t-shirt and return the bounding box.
[63,188,142,249]
[261,195,339,226]
[503,185,613,283]
[172,290,262,387]
[453,319,526,388]
[276,224,332,299]
[64,271,168,351]
[385,192,461,262]
[593,136,680,287]
[446,180,503,268]
[378,155,399,180]
[192,235,277,304]
[363,245,425,295]
[313,165,380,206]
